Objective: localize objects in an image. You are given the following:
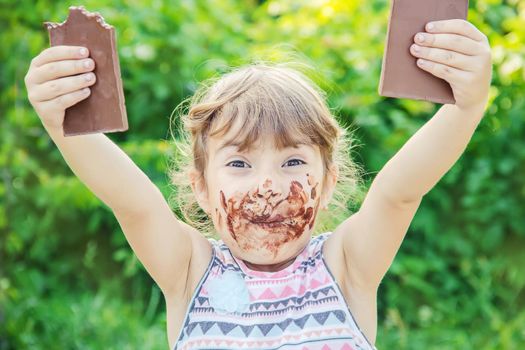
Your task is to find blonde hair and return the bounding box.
[167,60,366,237]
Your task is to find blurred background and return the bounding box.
[1,0,524,349]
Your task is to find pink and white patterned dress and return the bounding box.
[174,232,378,350]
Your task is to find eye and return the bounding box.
[284,159,306,167]
[225,159,305,168]
[226,160,251,168]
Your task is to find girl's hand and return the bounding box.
[24,45,97,130]
[410,19,492,112]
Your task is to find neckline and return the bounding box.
[228,240,311,279]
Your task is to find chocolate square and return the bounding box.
[378,0,469,104]
[44,6,128,136]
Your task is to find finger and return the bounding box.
[410,44,476,72]
[39,87,92,112]
[414,32,484,56]
[32,72,96,102]
[425,19,487,43]
[416,58,469,84]
[31,45,89,68]
[31,58,95,84]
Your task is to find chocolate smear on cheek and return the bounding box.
[307,173,320,230]
[217,175,321,259]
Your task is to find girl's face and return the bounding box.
[191,122,337,271]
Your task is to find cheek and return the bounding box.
[214,208,224,231]
[307,173,320,201]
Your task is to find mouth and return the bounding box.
[250,219,285,228]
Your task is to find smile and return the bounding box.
[250,220,285,228]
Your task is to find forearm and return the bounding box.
[375,103,486,203]
[44,124,161,216]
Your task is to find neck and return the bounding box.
[243,255,296,272]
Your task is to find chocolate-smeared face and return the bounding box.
[199,124,336,269]
[214,174,320,260]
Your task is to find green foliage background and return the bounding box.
[1,0,524,349]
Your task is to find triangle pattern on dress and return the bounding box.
[217,321,238,335]
[174,233,377,350]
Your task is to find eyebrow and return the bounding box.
[216,140,312,155]
[216,140,242,154]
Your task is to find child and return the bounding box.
[24,18,491,350]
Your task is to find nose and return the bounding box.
[249,177,285,221]
[255,178,282,199]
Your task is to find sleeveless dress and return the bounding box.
[173,232,378,350]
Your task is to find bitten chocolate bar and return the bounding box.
[378,0,469,104]
[44,6,128,136]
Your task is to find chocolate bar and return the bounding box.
[378,0,469,104]
[44,6,128,136]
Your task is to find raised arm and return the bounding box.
[25,45,198,296]
[42,124,161,217]
[336,19,492,289]
[341,103,486,288]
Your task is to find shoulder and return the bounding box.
[179,230,214,300]
[315,231,337,254]
[204,236,231,264]
[319,229,347,285]
[184,233,242,294]
[310,232,333,254]
[310,231,344,273]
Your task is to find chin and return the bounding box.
[222,227,311,264]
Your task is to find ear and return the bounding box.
[320,164,339,210]
[189,168,212,215]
